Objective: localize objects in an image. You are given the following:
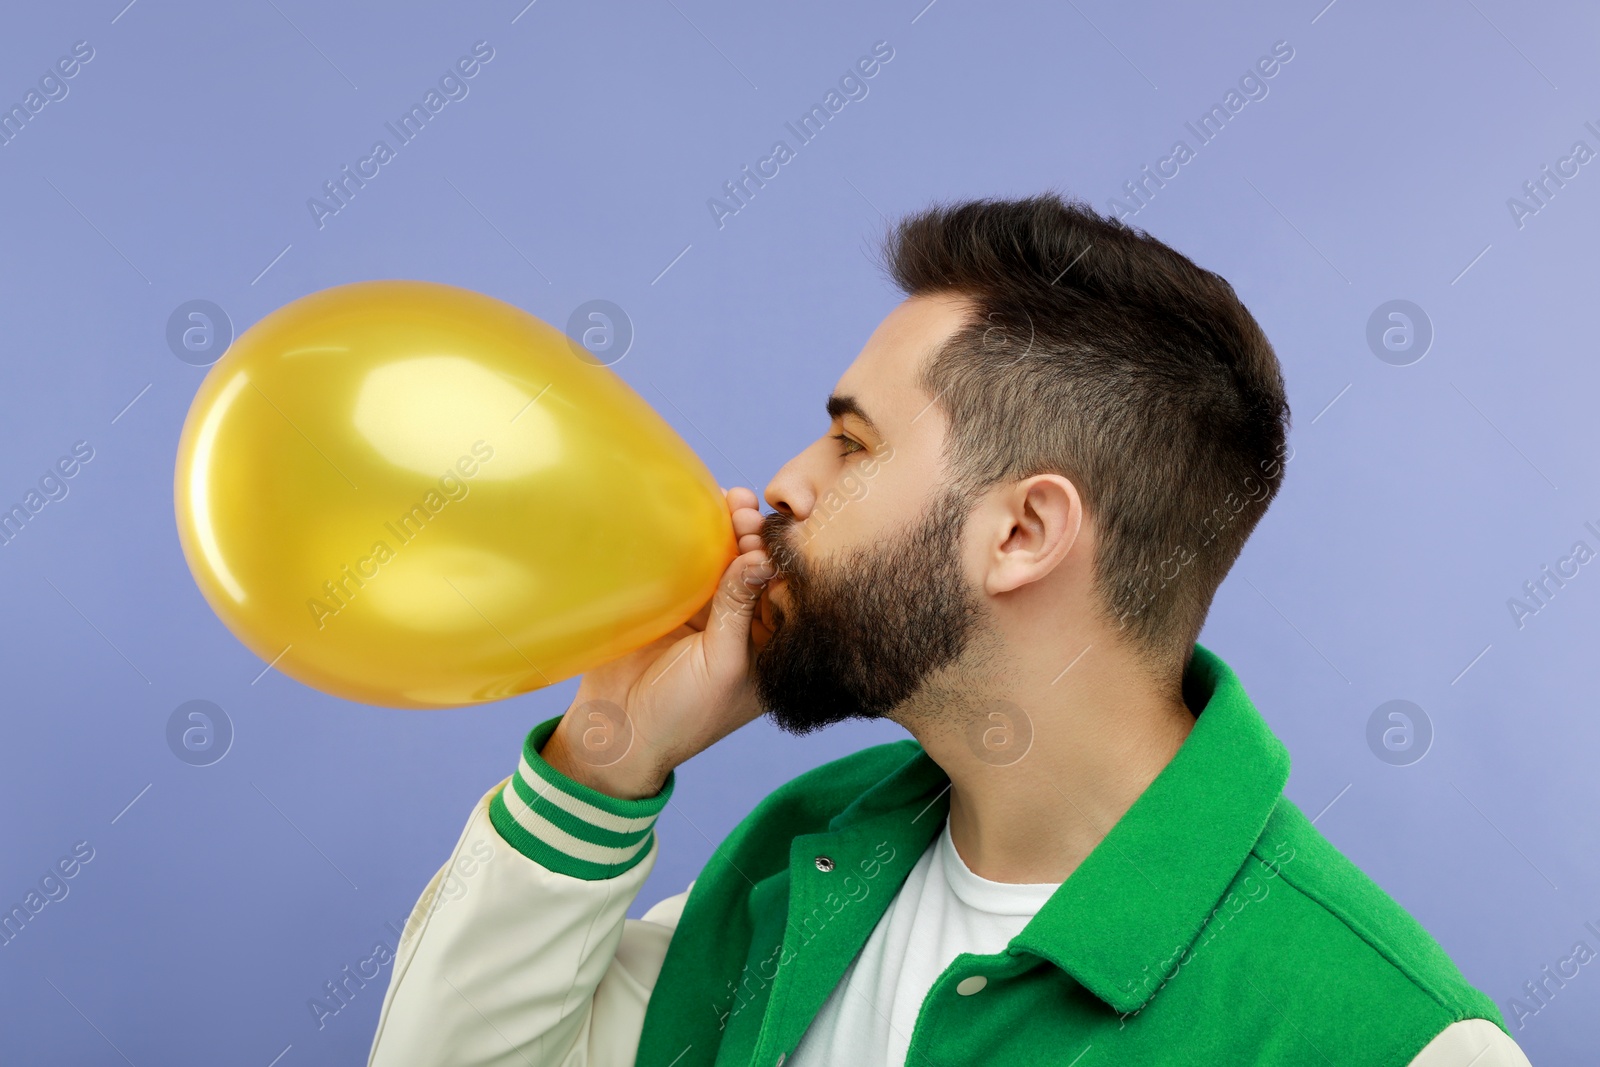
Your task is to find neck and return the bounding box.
[894,634,1195,885]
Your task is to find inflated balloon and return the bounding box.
[174,280,734,709]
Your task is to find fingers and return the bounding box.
[731,505,763,537]
[732,507,764,554]
[701,547,775,674]
[685,506,759,632]
[680,529,764,633]
[726,486,765,555]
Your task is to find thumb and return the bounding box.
[701,548,775,674]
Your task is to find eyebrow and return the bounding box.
[826,393,881,436]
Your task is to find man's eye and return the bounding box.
[831,433,864,457]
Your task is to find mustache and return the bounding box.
[759,512,805,578]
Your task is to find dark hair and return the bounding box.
[876,192,1291,671]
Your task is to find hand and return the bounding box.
[540,487,774,799]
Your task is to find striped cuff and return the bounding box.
[489,714,674,881]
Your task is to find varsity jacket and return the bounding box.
[367,644,1530,1066]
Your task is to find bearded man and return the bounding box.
[367,195,1529,1067]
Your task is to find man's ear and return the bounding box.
[983,474,1083,596]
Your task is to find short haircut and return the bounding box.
[877,193,1291,671]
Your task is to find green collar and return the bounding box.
[827,642,1291,1015]
[1009,643,1290,1013]
[635,644,1296,1066]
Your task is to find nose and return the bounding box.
[764,448,817,521]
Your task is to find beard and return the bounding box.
[753,488,988,735]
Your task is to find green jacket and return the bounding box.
[632,644,1507,1066]
[366,644,1514,1067]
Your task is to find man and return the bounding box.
[367,195,1530,1066]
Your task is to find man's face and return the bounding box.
[754,293,990,734]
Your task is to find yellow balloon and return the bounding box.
[174,280,734,709]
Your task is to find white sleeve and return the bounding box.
[367,750,687,1067]
[1406,1019,1534,1067]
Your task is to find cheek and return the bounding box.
[797,496,870,557]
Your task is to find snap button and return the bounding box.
[814,855,835,872]
[956,975,988,996]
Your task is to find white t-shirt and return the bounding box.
[788,815,1060,1067]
